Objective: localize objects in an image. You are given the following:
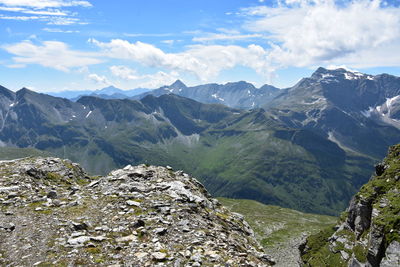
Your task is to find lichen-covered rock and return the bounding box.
[300,145,400,267]
[0,157,274,266]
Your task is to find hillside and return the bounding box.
[1,68,399,215]
[0,157,274,266]
[219,198,336,266]
[300,144,400,266]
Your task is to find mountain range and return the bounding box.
[1,67,400,216]
[46,86,150,101]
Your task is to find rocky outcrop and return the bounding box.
[0,157,274,266]
[300,144,400,267]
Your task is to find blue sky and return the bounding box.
[1,0,400,92]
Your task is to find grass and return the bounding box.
[218,198,336,249]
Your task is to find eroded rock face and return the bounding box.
[300,145,400,267]
[0,157,274,266]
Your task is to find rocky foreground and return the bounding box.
[0,157,274,266]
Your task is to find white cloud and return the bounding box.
[42,27,79,33]
[0,6,67,15]
[161,40,175,45]
[193,33,264,43]
[0,0,91,25]
[242,0,400,69]
[3,40,102,71]
[90,38,273,81]
[110,65,139,80]
[109,65,179,88]
[0,0,92,9]
[137,71,179,89]
[88,73,110,85]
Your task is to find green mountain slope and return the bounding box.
[0,70,398,215]
[219,198,336,266]
[300,144,400,266]
[0,147,52,160]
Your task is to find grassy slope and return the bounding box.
[219,198,337,266]
[0,147,52,160]
[219,198,336,248]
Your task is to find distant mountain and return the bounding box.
[132,80,280,109]
[1,68,400,215]
[0,85,378,215]
[47,86,150,100]
[265,67,400,158]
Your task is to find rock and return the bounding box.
[72,221,88,231]
[46,190,58,199]
[152,252,167,261]
[0,222,15,231]
[115,234,137,243]
[380,241,400,267]
[126,200,141,207]
[0,157,273,266]
[154,227,167,235]
[132,219,145,228]
[67,236,91,246]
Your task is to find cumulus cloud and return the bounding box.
[137,71,179,89]
[110,65,140,80]
[88,73,110,85]
[90,38,272,81]
[3,40,102,71]
[242,0,400,68]
[109,65,179,88]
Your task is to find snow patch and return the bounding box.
[211,94,224,102]
[361,107,374,118]
[344,73,358,80]
[85,110,92,118]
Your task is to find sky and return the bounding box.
[1,0,400,92]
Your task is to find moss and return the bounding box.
[301,225,347,267]
[85,247,101,254]
[353,244,368,263]
[46,172,62,180]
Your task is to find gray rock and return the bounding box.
[380,241,400,267]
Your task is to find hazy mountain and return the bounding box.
[47,86,150,100]
[132,80,280,109]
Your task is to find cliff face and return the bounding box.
[0,157,274,266]
[300,145,400,267]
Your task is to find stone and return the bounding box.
[46,191,58,199]
[152,252,167,261]
[115,234,137,243]
[67,236,91,246]
[72,222,88,231]
[380,241,400,267]
[132,219,145,228]
[126,200,141,207]
[154,227,167,236]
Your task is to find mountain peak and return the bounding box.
[170,79,186,89]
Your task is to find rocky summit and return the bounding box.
[300,144,400,267]
[0,157,274,266]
